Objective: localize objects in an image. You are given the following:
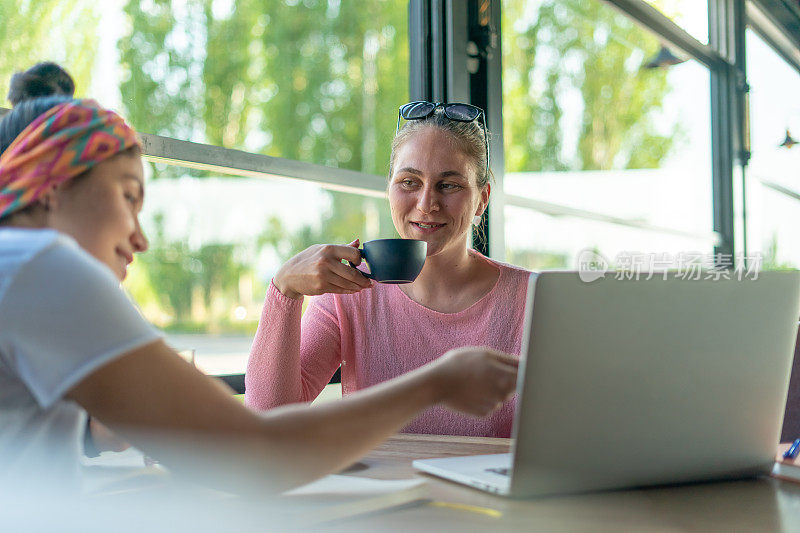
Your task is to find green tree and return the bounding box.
[260,194,395,263]
[134,213,249,328]
[195,243,244,314]
[118,0,202,141]
[0,0,99,102]
[135,214,197,323]
[502,0,680,172]
[762,233,796,270]
[119,0,407,173]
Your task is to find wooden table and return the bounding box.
[330,434,800,532]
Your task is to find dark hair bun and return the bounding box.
[7,62,75,106]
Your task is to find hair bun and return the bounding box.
[7,62,75,106]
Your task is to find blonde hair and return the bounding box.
[389,108,491,188]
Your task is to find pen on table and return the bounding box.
[783,438,800,459]
[428,501,502,518]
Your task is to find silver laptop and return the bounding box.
[414,271,800,497]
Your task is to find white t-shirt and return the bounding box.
[0,228,161,487]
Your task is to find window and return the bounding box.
[121,0,408,173]
[501,0,713,271]
[642,0,709,44]
[0,0,100,101]
[745,28,800,268]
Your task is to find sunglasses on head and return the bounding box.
[396,101,490,175]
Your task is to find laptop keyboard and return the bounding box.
[485,467,510,476]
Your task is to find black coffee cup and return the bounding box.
[350,239,427,284]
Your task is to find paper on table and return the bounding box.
[283,475,429,524]
[286,474,424,496]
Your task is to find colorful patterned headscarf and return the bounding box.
[0,99,139,219]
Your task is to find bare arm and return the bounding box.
[67,340,517,494]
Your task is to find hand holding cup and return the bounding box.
[273,240,374,300]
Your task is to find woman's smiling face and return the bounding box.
[388,127,489,258]
[46,153,148,281]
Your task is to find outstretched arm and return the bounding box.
[68,340,518,494]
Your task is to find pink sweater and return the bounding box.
[244,251,531,437]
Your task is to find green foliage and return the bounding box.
[195,242,244,306]
[501,0,684,267]
[130,213,249,330]
[118,0,201,140]
[0,0,98,101]
[135,214,196,322]
[118,0,408,174]
[502,0,567,172]
[502,0,680,171]
[261,194,395,262]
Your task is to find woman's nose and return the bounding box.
[416,186,440,213]
[132,219,149,253]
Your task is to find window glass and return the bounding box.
[501,0,713,271]
[0,0,101,103]
[745,29,800,268]
[119,0,408,175]
[642,0,708,44]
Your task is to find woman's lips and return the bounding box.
[117,250,133,265]
[411,221,445,233]
[116,250,133,275]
